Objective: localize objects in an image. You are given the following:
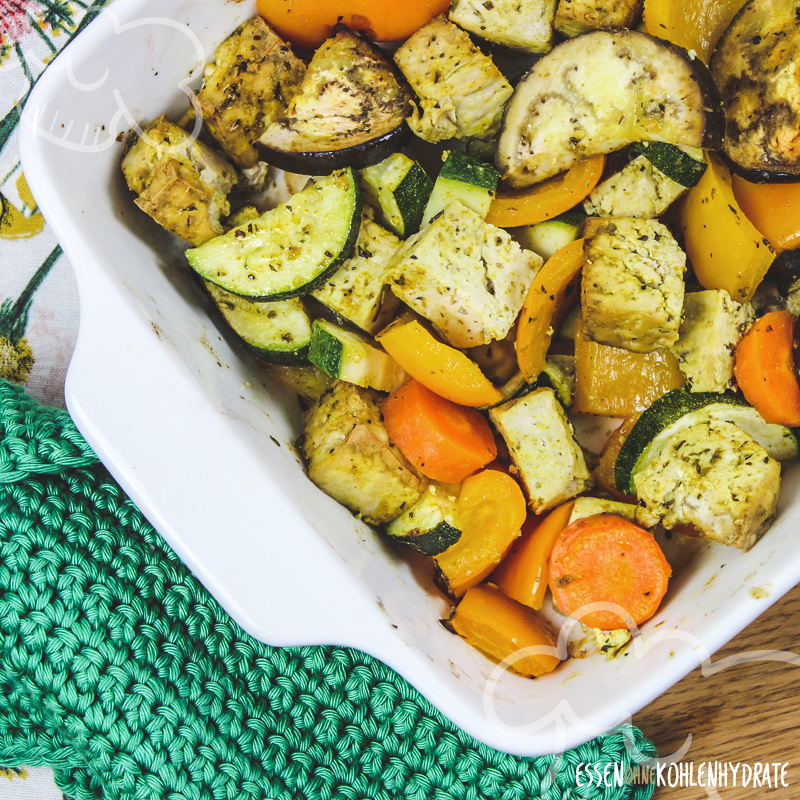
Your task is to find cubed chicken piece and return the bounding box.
[393,15,513,143]
[583,156,688,219]
[670,290,753,393]
[449,0,558,53]
[121,115,237,246]
[489,388,593,513]
[554,0,643,37]
[197,17,306,168]
[302,381,426,525]
[385,201,542,348]
[581,218,686,352]
[634,420,781,551]
[311,215,402,335]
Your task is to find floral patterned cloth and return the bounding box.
[1,0,112,795]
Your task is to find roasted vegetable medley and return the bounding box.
[122,0,800,678]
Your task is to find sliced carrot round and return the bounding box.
[548,514,671,630]
[382,379,497,483]
[485,156,605,228]
[734,310,800,426]
[376,318,502,407]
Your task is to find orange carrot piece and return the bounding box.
[485,156,605,228]
[491,501,575,610]
[435,470,526,598]
[732,175,800,253]
[734,310,800,427]
[382,379,497,483]
[548,514,671,631]
[449,584,561,678]
[516,238,584,382]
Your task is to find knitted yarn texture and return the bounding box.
[0,379,657,799]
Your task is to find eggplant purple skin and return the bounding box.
[257,123,411,176]
[721,155,800,184]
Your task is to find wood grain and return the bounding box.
[634,582,800,798]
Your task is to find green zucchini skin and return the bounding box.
[631,142,707,187]
[308,322,344,377]
[186,169,361,301]
[439,150,500,191]
[361,153,433,238]
[615,388,799,495]
[205,281,312,365]
[389,521,462,556]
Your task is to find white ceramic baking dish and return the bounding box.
[19,0,800,756]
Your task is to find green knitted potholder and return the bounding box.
[0,379,657,799]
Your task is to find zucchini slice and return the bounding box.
[308,319,407,393]
[539,355,575,409]
[385,485,462,555]
[710,0,800,181]
[511,209,585,261]
[206,281,312,365]
[615,388,799,495]
[495,29,723,187]
[631,142,706,188]
[422,150,500,225]
[257,25,411,175]
[361,154,433,239]
[186,169,361,301]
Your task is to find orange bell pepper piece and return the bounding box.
[449,584,561,678]
[485,156,605,228]
[516,238,585,382]
[731,175,800,253]
[435,470,526,598]
[491,500,575,610]
[376,317,502,407]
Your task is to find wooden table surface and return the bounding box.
[633,581,800,798]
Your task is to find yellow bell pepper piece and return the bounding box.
[376,317,502,407]
[573,320,684,417]
[680,153,775,303]
[643,0,747,64]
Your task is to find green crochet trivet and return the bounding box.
[0,379,657,799]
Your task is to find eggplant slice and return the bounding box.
[257,25,411,175]
[495,30,723,187]
[710,0,800,181]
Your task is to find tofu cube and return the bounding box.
[385,201,543,347]
[393,16,513,143]
[302,381,426,525]
[197,17,306,168]
[489,388,593,513]
[449,0,558,53]
[555,0,643,38]
[312,216,401,335]
[581,218,686,353]
[634,420,781,552]
[583,156,688,219]
[121,116,237,246]
[670,290,754,393]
